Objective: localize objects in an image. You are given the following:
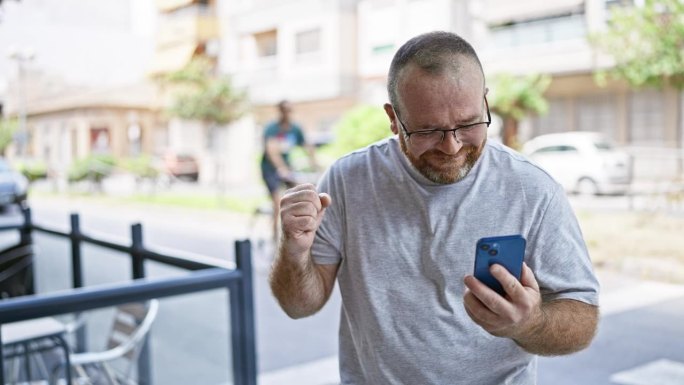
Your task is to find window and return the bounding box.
[491,13,586,48]
[577,94,615,138]
[90,127,111,154]
[533,145,578,155]
[296,28,321,55]
[594,141,613,151]
[254,29,277,57]
[605,0,635,21]
[530,99,570,137]
[629,90,665,146]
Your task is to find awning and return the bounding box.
[147,43,198,77]
[155,0,195,13]
[481,0,585,25]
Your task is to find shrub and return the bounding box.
[319,105,391,160]
[68,154,117,183]
[121,155,159,180]
[15,160,48,182]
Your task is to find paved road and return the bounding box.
[4,195,684,385]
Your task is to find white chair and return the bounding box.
[51,299,159,385]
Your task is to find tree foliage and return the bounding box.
[320,105,392,159]
[165,58,247,125]
[591,0,684,89]
[0,118,17,156]
[489,73,551,120]
[489,74,551,147]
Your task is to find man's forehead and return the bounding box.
[397,63,484,104]
[403,54,481,78]
[398,60,482,93]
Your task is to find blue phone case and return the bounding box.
[473,235,526,296]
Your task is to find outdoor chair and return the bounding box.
[0,243,34,299]
[50,299,159,385]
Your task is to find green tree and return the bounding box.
[489,74,551,149]
[591,0,684,171]
[590,0,684,89]
[165,58,247,125]
[320,105,392,161]
[0,118,17,156]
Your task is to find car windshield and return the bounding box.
[593,141,613,151]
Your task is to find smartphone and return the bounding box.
[473,235,526,296]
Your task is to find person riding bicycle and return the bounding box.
[260,100,318,244]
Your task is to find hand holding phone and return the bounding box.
[473,235,526,296]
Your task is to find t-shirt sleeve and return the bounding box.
[526,186,600,306]
[311,166,344,265]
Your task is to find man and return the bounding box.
[261,100,317,243]
[270,31,599,384]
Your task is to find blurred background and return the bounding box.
[0,0,682,193]
[0,0,683,385]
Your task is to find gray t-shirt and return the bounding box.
[312,137,599,385]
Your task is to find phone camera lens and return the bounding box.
[480,244,490,251]
[488,249,498,256]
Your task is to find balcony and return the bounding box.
[156,7,219,48]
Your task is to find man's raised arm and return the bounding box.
[269,184,339,319]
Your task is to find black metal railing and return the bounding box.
[0,208,256,385]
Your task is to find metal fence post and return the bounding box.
[70,213,87,353]
[20,207,32,246]
[0,328,5,385]
[233,240,256,385]
[19,207,35,297]
[131,224,152,385]
[70,214,84,289]
[131,224,146,280]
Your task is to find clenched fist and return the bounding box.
[279,183,332,261]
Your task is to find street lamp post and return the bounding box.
[7,47,34,158]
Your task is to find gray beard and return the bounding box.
[398,135,485,184]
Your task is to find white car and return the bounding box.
[522,132,632,195]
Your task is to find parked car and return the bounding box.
[0,158,29,209]
[163,152,199,182]
[521,132,632,195]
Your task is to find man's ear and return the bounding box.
[383,103,399,135]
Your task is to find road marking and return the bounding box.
[600,281,684,316]
[611,359,684,385]
[259,356,340,385]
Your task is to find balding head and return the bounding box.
[387,31,485,111]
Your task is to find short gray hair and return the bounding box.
[387,31,484,110]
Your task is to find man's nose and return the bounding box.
[436,131,463,154]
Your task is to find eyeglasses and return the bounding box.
[393,97,491,150]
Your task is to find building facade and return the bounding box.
[19,83,164,179]
[232,0,680,180]
[6,0,682,185]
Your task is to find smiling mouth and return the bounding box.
[424,147,472,163]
